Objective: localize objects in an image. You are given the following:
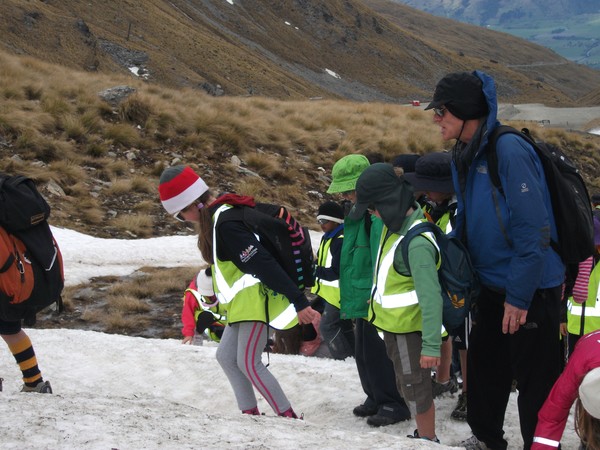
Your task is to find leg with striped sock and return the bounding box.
[1,320,51,393]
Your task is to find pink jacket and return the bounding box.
[532,330,600,449]
[299,314,324,357]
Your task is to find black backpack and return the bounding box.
[487,126,595,264]
[398,221,479,331]
[0,174,64,325]
[221,203,316,290]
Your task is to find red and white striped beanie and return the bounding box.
[158,165,209,215]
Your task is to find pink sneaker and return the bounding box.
[242,406,260,415]
[279,407,302,419]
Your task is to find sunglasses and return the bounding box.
[174,202,201,222]
[317,219,330,225]
[433,107,447,117]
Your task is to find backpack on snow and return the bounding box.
[222,203,316,290]
[487,126,595,265]
[0,174,64,325]
[398,221,479,331]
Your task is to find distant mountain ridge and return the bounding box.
[389,0,600,69]
[391,0,597,24]
[1,0,600,104]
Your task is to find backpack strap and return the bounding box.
[487,125,540,249]
[488,125,520,195]
[398,221,440,276]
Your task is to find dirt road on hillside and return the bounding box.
[497,103,600,131]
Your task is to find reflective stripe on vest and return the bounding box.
[212,204,261,304]
[311,234,341,308]
[369,220,439,333]
[211,204,297,330]
[186,288,227,322]
[268,303,297,330]
[567,261,600,335]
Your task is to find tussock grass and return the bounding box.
[110,214,154,238]
[104,123,140,147]
[44,266,200,338]
[79,206,105,225]
[0,48,597,238]
[104,313,147,334]
[107,295,151,313]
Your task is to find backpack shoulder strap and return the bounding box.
[487,125,533,248]
[487,125,540,194]
[399,221,440,276]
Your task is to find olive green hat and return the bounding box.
[327,154,370,194]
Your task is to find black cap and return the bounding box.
[425,71,489,120]
[404,152,454,193]
[391,154,421,173]
[349,163,415,232]
[316,201,344,224]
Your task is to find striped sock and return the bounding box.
[7,334,43,387]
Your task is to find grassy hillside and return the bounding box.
[1,0,600,105]
[1,49,599,242]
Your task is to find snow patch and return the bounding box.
[325,69,341,79]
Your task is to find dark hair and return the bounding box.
[575,398,600,450]
[272,326,302,355]
[365,151,385,164]
[196,190,215,264]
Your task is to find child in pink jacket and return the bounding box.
[532,329,600,450]
[181,267,226,344]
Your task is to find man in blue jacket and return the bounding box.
[427,71,565,450]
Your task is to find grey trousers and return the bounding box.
[216,321,291,414]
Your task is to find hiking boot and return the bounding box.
[432,376,458,398]
[407,429,440,444]
[21,380,52,394]
[242,406,261,415]
[451,393,467,421]
[352,403,378,417]
[460,435,489,450]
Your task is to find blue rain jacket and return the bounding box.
[452,71,565,310]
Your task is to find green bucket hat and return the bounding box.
[327,154,370,194]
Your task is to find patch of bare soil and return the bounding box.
[34,271,187,340]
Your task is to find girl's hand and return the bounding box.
[297,306,319,325]
[182,336,193,344]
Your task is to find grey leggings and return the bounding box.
[216,322,291,414]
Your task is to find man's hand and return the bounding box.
[559,322,568,337]
[502,302,528,334]
[297,306,319,325]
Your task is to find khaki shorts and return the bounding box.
[383,331,433,415]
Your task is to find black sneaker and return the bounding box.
[353,404,377,417]
[432,376,458,398]
[451,392,467,421]
[407,428,440,443]
[367,407,411,427]
[367,414,401,427]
